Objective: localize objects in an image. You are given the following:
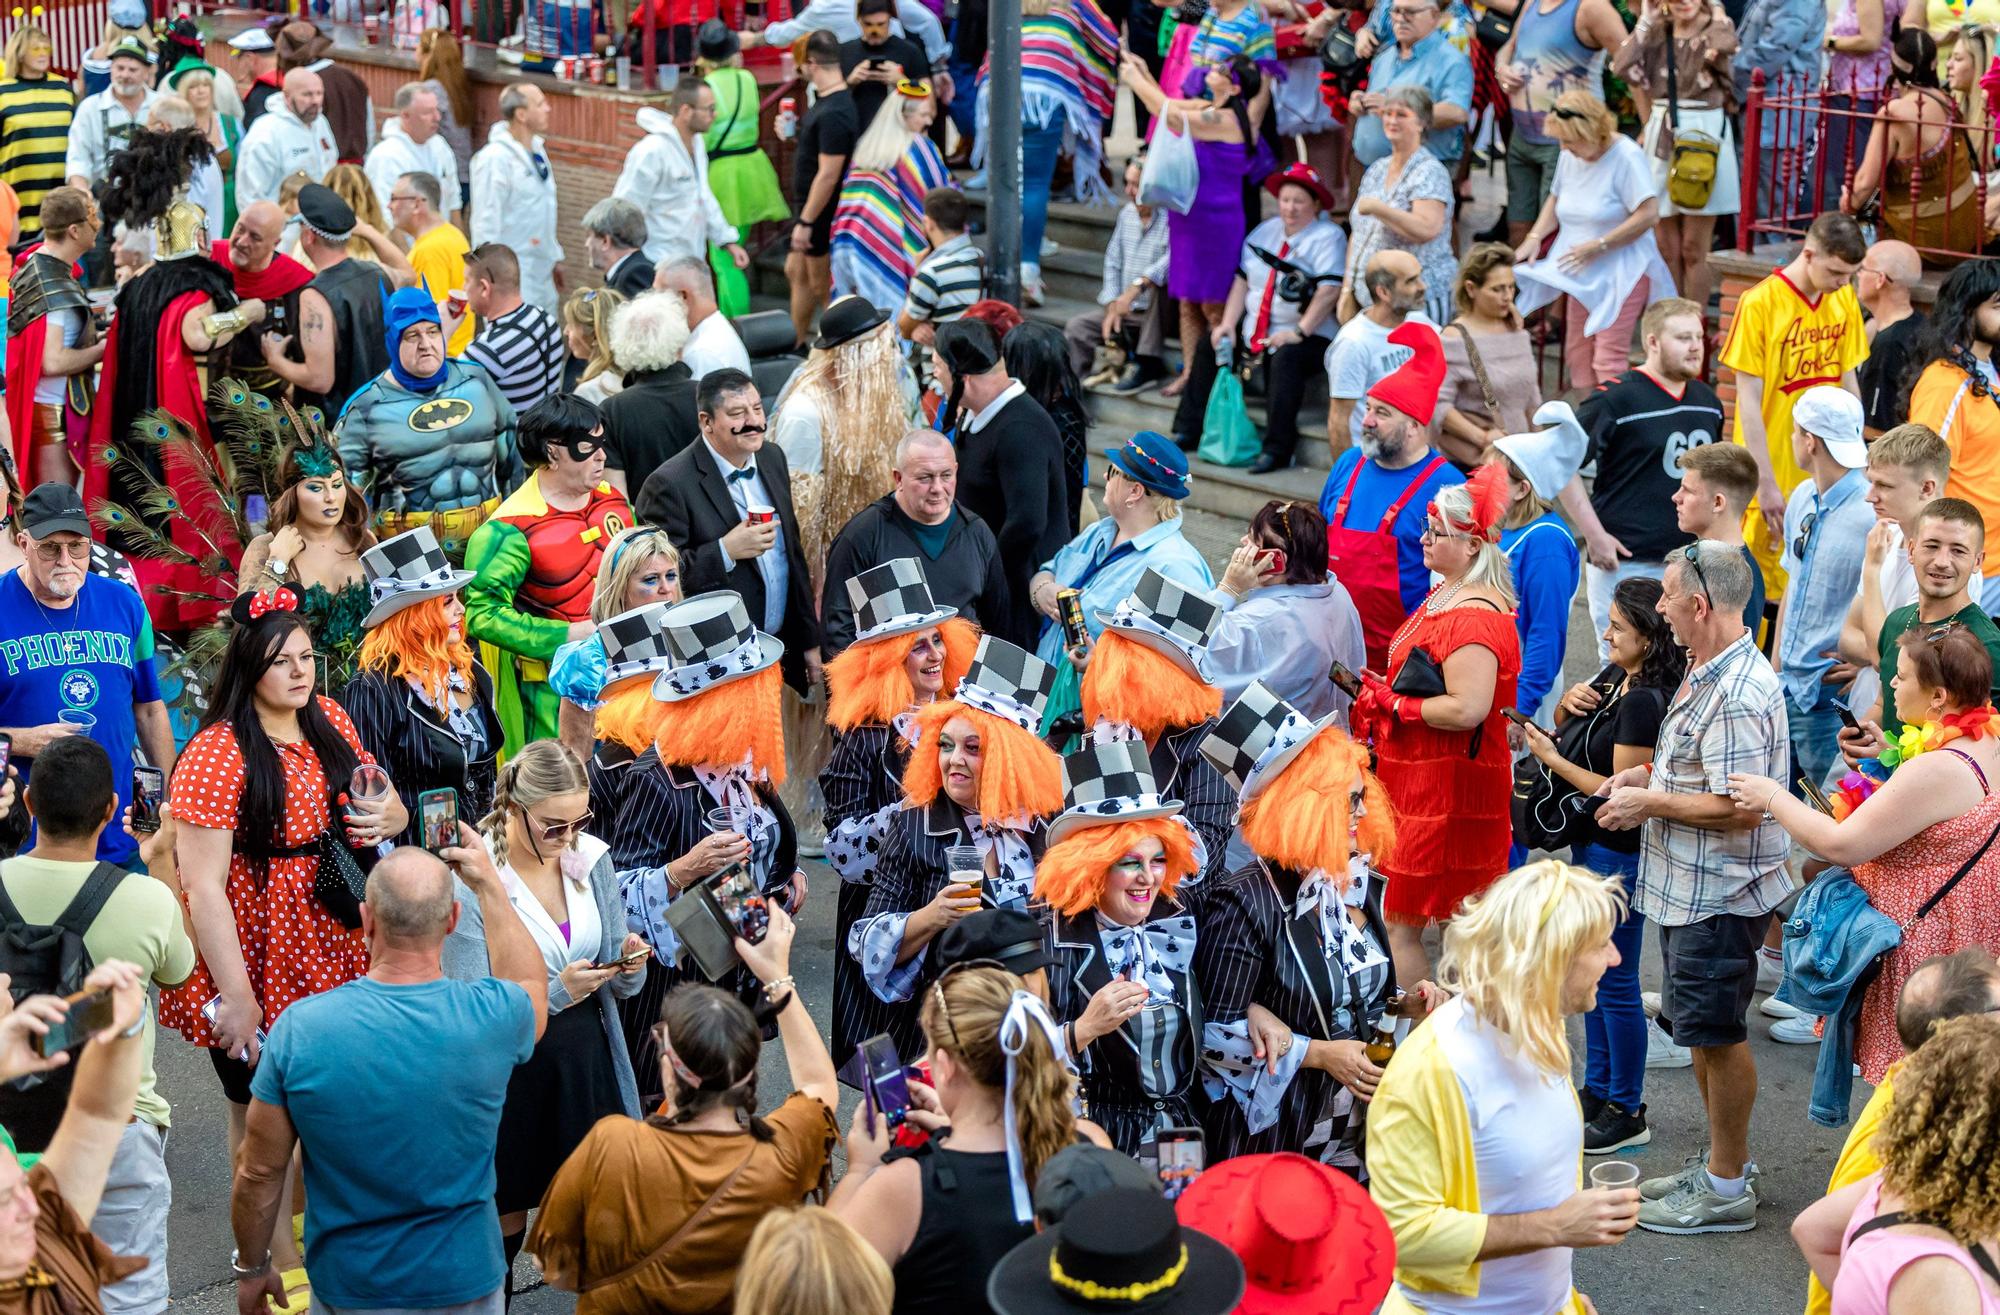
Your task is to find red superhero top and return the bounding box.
[491,478,634,622]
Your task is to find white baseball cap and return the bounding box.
[1793,386,1867,469]
[228,27,276,51]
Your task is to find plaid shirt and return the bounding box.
[1636,632,1793,926]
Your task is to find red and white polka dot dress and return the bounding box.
[159,696,375,1047]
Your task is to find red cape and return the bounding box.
[5,244,81,484]
[211,240,313,302]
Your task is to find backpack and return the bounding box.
[1510,691,1622,853]
[0,863,127,1153]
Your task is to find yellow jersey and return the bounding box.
[1803,1067,1896,1315]
[409,221,474,356]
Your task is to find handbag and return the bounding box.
[1474,2,1513,50]
[1664,26,1721,210]
[1199,339,1263,467]
[1389,647,1447,699]
[1317,22,1368,92]
[312,784,371,930]
[1447,321,1502,424]
[1511,687,1621,852]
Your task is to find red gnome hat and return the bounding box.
[1365,321,1447,427]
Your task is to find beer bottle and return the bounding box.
[1364,1020,1397,1066]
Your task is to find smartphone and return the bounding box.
[711,864,771,945]
[131,765,165,834]
[0,732,12,776]
[34,988,117,1058]
[1256,547,1288,578]
[595,947,651,970]
[1837,706,1862,734]
[1502,707,1535,729]
[1799,776,1835,816]
[416,787,458,854]
[1057,588,1088,652]
[197,995,269,1057]
[860,1033,911,1130]
[867,56,889,68]
[1154,1126,1205,1200]
[1329,661,1363,701]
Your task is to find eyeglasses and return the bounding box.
[1389,5,1430,16]
[1677,542,1713,610]
[524,806,593,842]
[387,193,421,205]
[1791,510,1821,563]
[31,541,91,562]
[1420,521,1469,542]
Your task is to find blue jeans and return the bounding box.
[1021,116,1065,270]
[1577,843,1647,1110]
[1787,691,1844,797]
[946,52,980,138]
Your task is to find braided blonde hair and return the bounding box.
[478,739,588,869]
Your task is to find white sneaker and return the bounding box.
[1642,990,1662,1018]
[1755,952,1784,996]
[1760,994,1803,1019]
[1769,1013,1820,1044]
[1646,1019,1693,1068]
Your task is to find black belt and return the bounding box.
[710,142,760,159]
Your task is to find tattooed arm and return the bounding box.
[258,288,338,396]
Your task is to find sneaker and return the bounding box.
[1646,1019,1693,1069]
[1642,990,1662,1018]
[1580,1088,1606,1126]
[1110,362,1164,395]
[1755,951,1784,996]
[1769,1013,1820,1044]
[1639,1155,1710,1201]
[1759,994,1803,1019]
[1636,1178,1759,1235]
[1584,1102,1651,1155]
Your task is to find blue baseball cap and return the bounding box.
[1106,431,1191,499]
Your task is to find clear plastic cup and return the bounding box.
[57,709,96,737]
[945,844,984,897]
[350,764,392,802]
[1589,1161,1640,1191]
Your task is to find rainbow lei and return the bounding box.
[1830,705,2000,819]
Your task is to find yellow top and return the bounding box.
[1803,1067,1898,1315]
[409,220,474,356]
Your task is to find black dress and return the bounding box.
[820,722,912,1072]
[607,748,800,1109]
[1042,900,1207,1156]
[337,664,502,846]
[1192,860,1395,1169]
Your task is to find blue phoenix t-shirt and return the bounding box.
[0,570,161,865]
[251,976,536,1309]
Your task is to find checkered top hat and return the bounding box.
[1046,739,1184,846]
[359,525,476,627]
[955,635,1058,733]
[598,601,678,687]
[1095,568,1222,683]
[848,557,958,645]
[651,591,785,701]
[1200,680,1339,803]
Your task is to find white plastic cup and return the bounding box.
[1589,1161,1640,1191]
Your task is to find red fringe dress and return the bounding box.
[1375,603,1521,922]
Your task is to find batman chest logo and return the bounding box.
[408,397,475,433]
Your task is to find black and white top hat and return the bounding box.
[650,590,784,702]
[848,557,958,645]
[1095,568,1221,683]
[956,635,1057,733]
[1046,739,1183,845]
[1200,680,1338,803]
[360,525,477,627]
[598,601,678,687]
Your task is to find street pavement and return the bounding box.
[162,533,1850,1314]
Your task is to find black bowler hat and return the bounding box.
[935,908,1056,978]
[986,1187,1245,1315]
[813,295,891,350]
[697,18,740,61]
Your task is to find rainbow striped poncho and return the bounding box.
[830,135,955,314]
[972,0,1121,206]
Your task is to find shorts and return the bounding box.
[91,1120,171,1315]
[795,212,833,258]
[209,1045,256,1106]
[1505,137,1562,226]
[1658,910,1774,1049]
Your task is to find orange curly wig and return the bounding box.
[652,665,788,784]
[900,698,1063,823]
[595,672,664,753]
[826,617,980,732]
[357,595,476,707]
[1032,816,1199,916]
[1239,726,1395,884]
[1081,631,1223,735]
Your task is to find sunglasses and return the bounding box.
[1677,542,1713,610]
[524,806,592,842]
[1791,510,1821,564]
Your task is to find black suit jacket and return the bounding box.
[639,437,820,688]
[600,365,701,485]
[607,251,656,299]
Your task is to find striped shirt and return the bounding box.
[0,77,76,238]
[464,302,564,412]
[1636,631,1793,926]
[902,233,985,326]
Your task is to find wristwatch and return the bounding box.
[230,1248,272,1280]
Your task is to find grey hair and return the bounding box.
[609,290,692,374]
[895,426,956,467]
[399,170,441,211]
[1379,84,1435,129]
[149,94,195,130]
[582,197,648,252]
[498,82,532,121]
[657,255,715,297]
[364,848,457,941]
[393,82,438,112]
[1668,539,1754,614]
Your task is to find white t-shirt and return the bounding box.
[682,311,752,382]
[1325,310,1438,447]
[1514,136,1676,337]
[33,309,85,406]
[1401,996,1581,1315]
[1236,216,1346,343]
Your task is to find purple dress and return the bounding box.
[1167,69,1270,304]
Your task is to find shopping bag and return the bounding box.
[1198,341,1261,467]
[1139,112,1199,215]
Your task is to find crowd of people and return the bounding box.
[7,0,2000,1313]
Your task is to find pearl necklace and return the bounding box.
[1386,576,1467,669]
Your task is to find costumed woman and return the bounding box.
[830,81,951,314]
[1071,567,1236,881]
[1195,681,1433,1168]
[574,597,680,849]
[339,526,502,846]
[0,20,76,243]
[236,414,375,689]
[88,126,268,631]
[820,557,979,1070]
[849,635,1065,1062]
[336,285,520,560]
[1034,739,1206,1156]
[463,394,634,756]
[1355,466,1521,989]
[611,590,805,1108]
[698,19,789,318]
[549,526,681,764]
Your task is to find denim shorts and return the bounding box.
[1658,910,1773,1048]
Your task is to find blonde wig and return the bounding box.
[825,617,980,732]
[1238,727,1395,881]
[1437,861,1626,1077]
[653,665,789,784]
[562,287,626,385]
[851,85,936,173]
[901,699,1064,823]
[1032,817,1198,916]
[323,163,387,261]
[735,1207,893,1315]
[1079,631,1222,736]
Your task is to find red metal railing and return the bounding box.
[1741,66,1995,264]
[0,0,116,80]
